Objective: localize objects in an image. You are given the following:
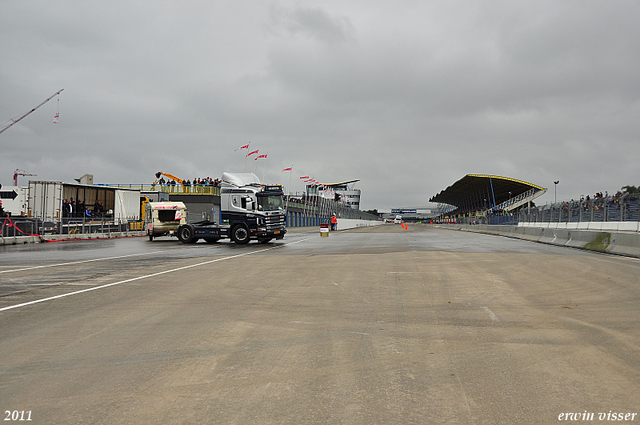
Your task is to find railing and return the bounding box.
[518,193,640,224]
[96,183,221,196]
[284,195,380,227]
[434,193,640,228]
[1,217,41,240]
[1,216,142,242]
[492,188,540,213]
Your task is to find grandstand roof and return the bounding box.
[429,174,545,208]
[320,179,360,187]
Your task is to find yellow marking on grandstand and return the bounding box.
[467,174,546,191]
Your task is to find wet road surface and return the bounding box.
[1,225,639,424]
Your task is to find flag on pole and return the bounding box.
[246,149,259,158]
[235,142,250,151]
[300,176,310,179]
[282,167,293,172]
[53,113,59,124]
[255,153,268,160]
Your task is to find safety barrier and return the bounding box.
[336,218,384,230]
[1,216,143,245]
[441,224,640,258]
[97,183,221,196]
[284,196,379,228]
[519,220,640,233]
[517,193,640,226]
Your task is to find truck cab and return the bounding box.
[220,173,287,244]
[176,173,287,244]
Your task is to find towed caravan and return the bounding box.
[145,201,187,240]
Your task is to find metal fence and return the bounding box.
[517,193,640,224]
[434,193,640,227]
[284,194,380,227]
[97,183,221,196]
[1,216,142,241]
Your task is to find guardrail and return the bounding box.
[1,216,142,244]
[97,183,221,196]
[517,193,639,226]
[439,223,640,257]
[439,193,640,229]
[284,195,380,227]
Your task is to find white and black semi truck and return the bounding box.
[177,172,287,244]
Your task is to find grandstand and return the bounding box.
[430,174,547,221]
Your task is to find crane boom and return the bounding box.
[13,169,37,186]
[154,171,184,185]
[0,89,64,136]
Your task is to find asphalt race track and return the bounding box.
[1,225,639,424]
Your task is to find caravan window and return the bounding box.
[158,210,178,222]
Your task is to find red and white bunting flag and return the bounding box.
[235,142,250,151]
[300,175,310,179]
[53,113,59,124]
[305,179,315,183]
[246,149,259,158]
[282,167,293,172]
[254,153,268,161]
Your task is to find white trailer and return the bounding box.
[114,189,141,221]
[28,181,63,219]
[27,181,140,222]
[0,185,29,216]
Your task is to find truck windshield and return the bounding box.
[257,194,285,211]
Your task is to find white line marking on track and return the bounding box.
[482,306,500,322]
[0,250,172,274]
[0,237,313,313]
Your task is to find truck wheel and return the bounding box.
[231,225,250,244]
[178,225,194,243]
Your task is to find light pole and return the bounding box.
[554,181,559,204]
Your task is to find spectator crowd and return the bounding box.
[62,198,106,218]
[155,177,221,189]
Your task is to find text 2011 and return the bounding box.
[4,411,32,421]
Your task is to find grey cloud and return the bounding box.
[267,4,354,44]
[1,1,640,208]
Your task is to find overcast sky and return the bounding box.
[1,1,639,210]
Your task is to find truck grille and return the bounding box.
[265,214,286,230]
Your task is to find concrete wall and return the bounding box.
[519,221,640,233]
[337,218,384,230]
[437,224,640,258]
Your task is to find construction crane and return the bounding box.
[0,89,64,136]
[153,171,189,190]
[154,171,184,185]
[13,169,37,186]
